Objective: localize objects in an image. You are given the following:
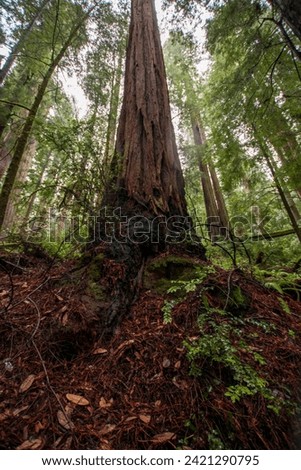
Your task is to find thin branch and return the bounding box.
[51,0,61,62]
[258,15,301,62]
[224,269,234,311]
[3,276,49,314]
[249,228,297,241]
[291,51,301,82]
[28,296,41,340]
[261,45,285,108]
[276,19,301,62]
[0,99,31,111]
[32,339,75,431]
[13,53,52,67]
[268,45,285,95]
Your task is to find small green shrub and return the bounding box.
[167,265,216,294]
[184,307,284,412]
[254,267,301,300]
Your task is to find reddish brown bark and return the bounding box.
[191,119,230,240]
[95,0,205,329]
[192,121,218,232]
[106,0,187,219]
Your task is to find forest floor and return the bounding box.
[1,249,301,450]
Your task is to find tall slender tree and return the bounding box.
[0,0,52,85]
[164,34,230,240]
[0,2,95,232]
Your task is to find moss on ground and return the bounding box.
[144,254,204,294]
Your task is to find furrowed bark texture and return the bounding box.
[93,0,206,331]
[107,0,187,218]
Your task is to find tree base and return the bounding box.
[82,214,206,333]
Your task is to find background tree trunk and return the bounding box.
[191,118,230,241]
[22,152,51,228]
[0,11,92,232]
[0,130,14,180]
[209,163,230,232]
[1,137,37,232]
[0,0,51,85]
[103,49,123,169]
[191,120,219,240]
[257,138,301,243]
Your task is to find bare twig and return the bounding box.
[2,276,49,314]
[224,269,234,311]
[28,296,41,340]
[0,99,31,111]
[31,339,74,430]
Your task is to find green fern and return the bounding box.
[162,300,176,324]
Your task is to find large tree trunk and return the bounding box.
[1,137,37,232]
[93,0,205,331]
[0,72,35,140]
[104,0,187,219]
[0,106,32,180]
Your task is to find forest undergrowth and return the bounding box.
[0,244,301,450]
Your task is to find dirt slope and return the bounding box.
[0,251,301,450]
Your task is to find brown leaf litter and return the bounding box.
[0,251,301,450]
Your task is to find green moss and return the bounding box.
[87,253,105,282]
[84,253,107,302]
[148,255,199,271]
[143,272,175,294]
[226,285,250,312]
[144,255,202,294]
[231,286,246,305]
[87,280,106,301]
